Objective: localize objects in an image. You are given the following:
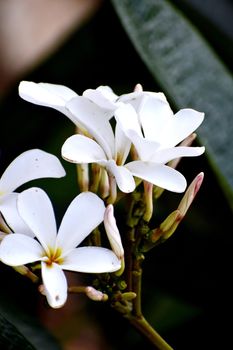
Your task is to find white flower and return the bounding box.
[61,123,135,194]
[19,81,205,193]
[0,188,121,308]
[0,149,65,234]
[18,81,136,195]
[18,81,120,128]
[114,93,205,192]
[86,84,205,193]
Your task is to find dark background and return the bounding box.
[0,1,232,349]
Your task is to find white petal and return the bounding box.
[138,95,173,141]
[115,122,131,165]
[119,90,167,111]
[66,97,115,158]
[0,149,65,194]
[19,81,77,110]
[126,130,161,161]
[0,233,44,266]
[118,90,145,110]
[61,247,121,273]
[19,81,79,125]
[41,261,67,308]
[114,104,142,136]
[62,134,107,164]
[0,193,34,236]
[106,160,135,193]
[17,188,57,252]
[83,85,119,111]
[57,192,105,252]
[150,146,205,164]
[126,161,187,192]
[164,109,205,147]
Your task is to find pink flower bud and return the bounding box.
[134,83,143,92]
[85,286,108,301]
[178,172,204,218]
[104,204,124,259]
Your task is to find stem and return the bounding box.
[125,227,134,291]
[126,315,174,350]
[132,269,142,316]
[107,174,117,204]
[113,186,173,349]
[76,164,89,192]
[143,181,153,222]
[89,163,101,193]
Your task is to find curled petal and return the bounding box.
[57,192,105,252]
[0,233,44,266]
[83,86,119,111]
[41,262,67,308]
[0,193,34,236]
[106,160,135,193]
[119,90,167,112]
[17,188,57,253]
[126,161,187,193]
[61,246,121,273]
[0,149,65,194]
[62,134,107,163]
[66,97,115,158]
[19,81,77,111]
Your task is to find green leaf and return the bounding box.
[111,0,233,209]
[0,314,35,350]
[0,291,61,350]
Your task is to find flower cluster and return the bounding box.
[0,81,205,309]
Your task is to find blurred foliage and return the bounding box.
[0,1,232,349]
[111,0,233,210]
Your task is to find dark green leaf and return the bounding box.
[0,290,61,350]
[0,314,35,350]
[111,0,233,209]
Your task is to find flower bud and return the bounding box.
[85,286,108,301]
[158,172,204,240]
[104,205,124,260]
[143,181,153,222]
[134,83,143,92]
[178,172,204,217]
[143,173,204,251]
[99,168,110,199]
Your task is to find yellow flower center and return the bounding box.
[45,247,64,266]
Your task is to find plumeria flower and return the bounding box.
[84,84,205,193]
[0,149,65,234]
[61,122,135,195]
[18,81,136,196]
[18,81,121,131]
[0,188,121,308]
[114,94,205,192]
[19,81,205,193]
